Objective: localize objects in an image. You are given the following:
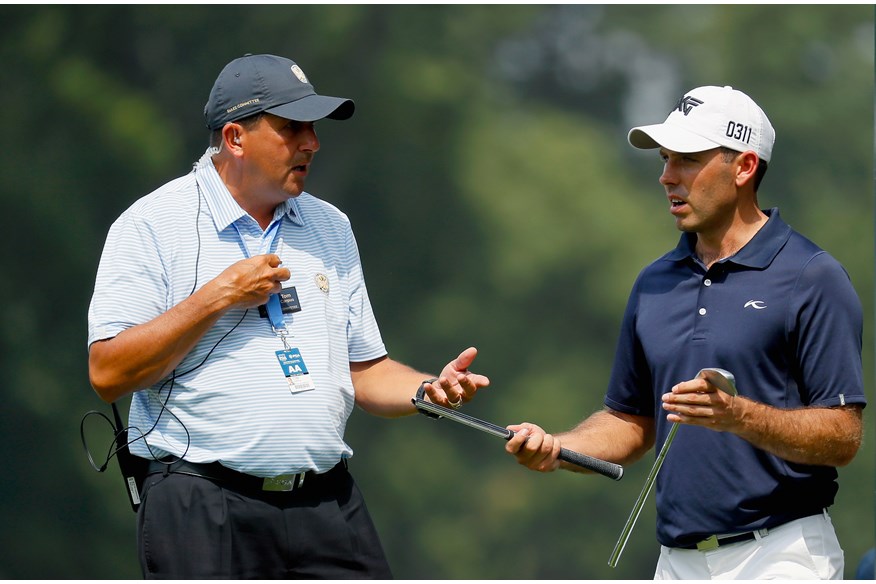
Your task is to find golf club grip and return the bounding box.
[559,447,624,481]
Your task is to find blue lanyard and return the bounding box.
[232,218,287,334]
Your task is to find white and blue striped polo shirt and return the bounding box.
[87,150,387,476]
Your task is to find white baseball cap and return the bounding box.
[628,85,775,162]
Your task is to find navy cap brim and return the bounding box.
[266,94,355,122]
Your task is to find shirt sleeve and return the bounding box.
[87,210,168,347]
[343,225,387,363]
[604,272,655,417]
[791,252,866,408]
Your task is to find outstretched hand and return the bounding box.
[423,347,490,408]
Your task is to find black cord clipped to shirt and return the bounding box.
[80,167,246,511]
[79,308,248,511]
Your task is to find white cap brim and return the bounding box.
[628,124,723,154]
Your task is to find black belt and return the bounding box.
[694,530,764,551]
[146,458,346,493]
[686,509,827,552]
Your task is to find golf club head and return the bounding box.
[697,367,738,396]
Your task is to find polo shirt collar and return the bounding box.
[193,149,304,232]
[665,207,792,269]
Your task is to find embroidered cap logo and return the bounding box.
[290,65,309,84]
[674,95,704,116]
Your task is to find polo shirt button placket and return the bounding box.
[699,276,712,316]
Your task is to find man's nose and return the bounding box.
[659,161,677,186]
[301,125,320,153]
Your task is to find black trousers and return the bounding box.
[137,462,392,579]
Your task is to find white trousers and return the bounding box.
[654,510,844,580]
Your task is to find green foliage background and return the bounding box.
[0,5,871,579]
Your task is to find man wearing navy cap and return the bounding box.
[505,85,865,579]
[87,54,490,578]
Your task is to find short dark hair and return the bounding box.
[719,147,768,191]
[208,112,265,149]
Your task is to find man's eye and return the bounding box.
[285,121,310,133]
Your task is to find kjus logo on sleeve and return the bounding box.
[744,300,767,310]
[674,95,704,116]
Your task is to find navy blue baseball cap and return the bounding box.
[204,54,355,130]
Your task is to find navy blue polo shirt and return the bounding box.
[605,208,865,549]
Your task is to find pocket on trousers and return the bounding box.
[138,474,231,579]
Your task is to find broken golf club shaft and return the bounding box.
[608,368,737,568]
[608,421,678,567]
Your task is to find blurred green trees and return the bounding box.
[0,5,871,579]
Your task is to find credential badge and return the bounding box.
[315,273,330,294]
[291,65,309,84]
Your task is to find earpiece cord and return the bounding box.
[82,166,243,472]
[124,309,248,465]
[124,175,204,463]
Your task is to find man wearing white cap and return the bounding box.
[506,85,865,579]
[87,54,490,578]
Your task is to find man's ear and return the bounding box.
[221,123,245,155]
[735,150,760,188]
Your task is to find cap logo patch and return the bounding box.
[674,95,704,116]
[290,65,309,84]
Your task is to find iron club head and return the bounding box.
[696,367,738,396]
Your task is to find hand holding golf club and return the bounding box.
[412,386,623,480]
[661,367,739,430]
[608,368,737,568]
